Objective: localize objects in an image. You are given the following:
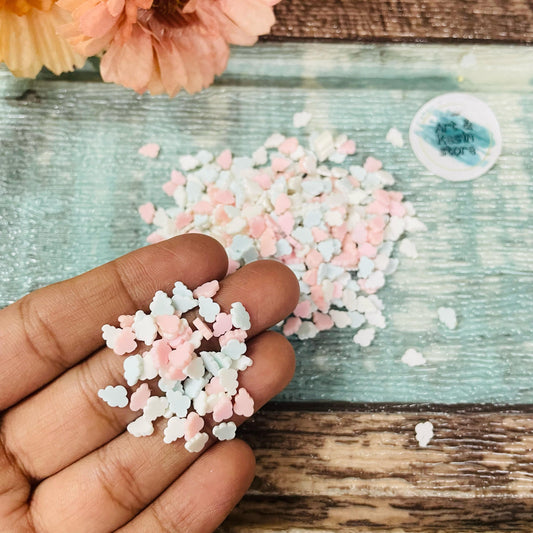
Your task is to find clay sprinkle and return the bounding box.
[98,280,254,454]
[140,114,425,347]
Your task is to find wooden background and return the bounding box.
[0,1,532,532]
[266,0,533,43]
[229,1,533,531]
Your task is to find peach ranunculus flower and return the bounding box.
[0,0,85,77]
[59,0,281,96]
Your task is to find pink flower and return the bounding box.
[59,0,281,95]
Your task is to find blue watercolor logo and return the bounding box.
[416,110,494,167]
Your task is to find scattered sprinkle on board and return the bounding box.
[140,114,426,349]
[415,421,434,447]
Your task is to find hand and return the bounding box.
[0,234,299,532]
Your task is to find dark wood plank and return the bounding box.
[222,408,533,531]
[264,0,533,44]
[225,496,533,532]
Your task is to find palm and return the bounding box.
[0,235,298,532]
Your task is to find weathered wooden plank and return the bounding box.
[266,0,533,44]
[1,44,533,405]
[222,407,533,531]
[224,495,533,532]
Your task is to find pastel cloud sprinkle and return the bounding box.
[98,280,254,454]
[140,114,425,348]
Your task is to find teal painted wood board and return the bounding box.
[1,43,532,404]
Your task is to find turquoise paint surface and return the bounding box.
[415,109,494,166]
[1,43,532,404]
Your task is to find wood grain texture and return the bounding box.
[2,44,533,404]
[0,13,532,533]
[222,407,533,531]
[266,0,533,43]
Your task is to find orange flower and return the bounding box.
[60,0,281,95]
[0,0,85,77]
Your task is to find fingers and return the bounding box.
[3,260,298,480]
[213,259,300,338]
[29,331,295,532]
[0,234,228,410]
[118,440,255,533]
[226,331,296,423]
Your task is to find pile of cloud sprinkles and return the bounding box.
[98,279,254,453]
[139,114,426,347]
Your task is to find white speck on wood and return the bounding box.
[438,307,458,330]
[415,421,434,447]
[401,348,426,367]
[386,127,404,147]
[399,238,418,259]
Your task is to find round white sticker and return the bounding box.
[409,93,502,181]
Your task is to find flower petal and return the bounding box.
[154,40,187,97]
[219,0,276,37]
[194,0,257,46]
[100,24,154,92]
[106,0,124,16]
[62,21,115,56]
[79,1,118,38]
[177,34,204,93]
[135,0,151,9]
[145,59,165,95]
[0,4,85,77]
[182,0,198,13]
